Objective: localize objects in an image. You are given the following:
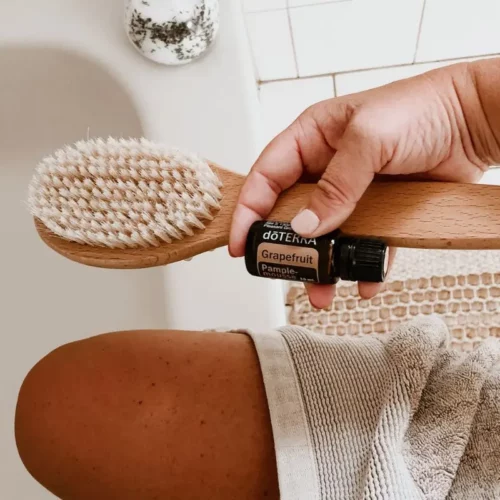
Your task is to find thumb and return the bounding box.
[291,123,381,237]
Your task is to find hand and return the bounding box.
[229,62,492,308]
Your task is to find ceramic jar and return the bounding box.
[125,0,219,65]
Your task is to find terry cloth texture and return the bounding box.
[247,316,500,500]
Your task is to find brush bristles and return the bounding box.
[28,138,223,249]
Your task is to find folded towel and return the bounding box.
[247,316,500,500]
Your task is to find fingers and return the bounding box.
[229,128,303,257]
[305,283,336,310]
[358,247,397,299]
[306,248,397,308]
[229,98,352,258]
[291,121,381,238]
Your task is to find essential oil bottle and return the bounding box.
[245,221,388,285]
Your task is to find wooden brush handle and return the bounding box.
[271,181,500,249]
[35,174,500,270]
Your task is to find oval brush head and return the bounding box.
[28,138,223,249]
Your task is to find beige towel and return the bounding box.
[247,316,500,500]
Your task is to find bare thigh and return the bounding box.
[15,329,279,499]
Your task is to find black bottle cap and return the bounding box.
[337,237,388,283]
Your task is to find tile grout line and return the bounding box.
[286,0,300,78]
[257,51,500,86]
[332,74,337,97]
[241,3,262,86]
[412,0,428,63]
[245,0,351,14]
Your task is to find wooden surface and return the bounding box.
[35,164,500,269]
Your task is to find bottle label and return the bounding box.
[257,242,319,281]
[247,221,335,284]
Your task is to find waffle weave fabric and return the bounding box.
[287,249,500,351]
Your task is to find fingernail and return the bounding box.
[291,209,319,235]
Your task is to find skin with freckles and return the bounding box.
[15,330,279,500]
[229,59,500,309]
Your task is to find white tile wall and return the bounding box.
[243,0,287,12]
[481,168,500,185]
[259,76,334,143]
[243,0,500,184]
[246,10,297,80]
[416,0,500,62]
[288,0,347,7]
[243,0,500,82]
[289,0,424,76]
